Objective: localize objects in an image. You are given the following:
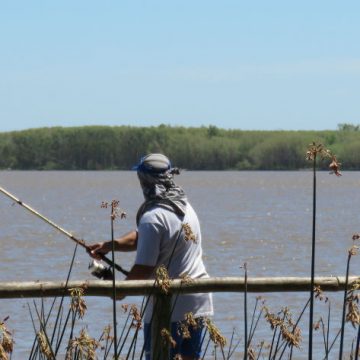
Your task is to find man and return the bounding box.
[89,153,213,360]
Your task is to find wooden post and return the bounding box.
[151,293,172,360]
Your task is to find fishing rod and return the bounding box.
[0,185,129,277]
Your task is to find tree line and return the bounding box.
[0,124,359,170]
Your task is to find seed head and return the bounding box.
[306,142,341,177]
[346,293,360,328]
[306,142,328,161]
[350,278,360,291]
[68,329,98,360]
[180,272,194,285]
[314,285,329,303]
[37,331,53,359]
[281,324,302,348]
[98,325,113,344]
[130,305,142,330]
[264,307,283,330]
[0,320,13,356]
[313,319,321,331]
[182,223,197,243]
[184,312,198,329]
[349,245,359,257]
[155,265,171,294]
[329,155,342,176]
[0,344,9,360]
[178,323,191,339]
[352,233,360,241]
[178,313,199,339]
[205,318,226,347]
[160,328,177,348]
[69,287,87,319]
[1,331,13,354]
[101,200,127,220]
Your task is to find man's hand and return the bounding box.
[87,241,111,260]
[88,231,138,260]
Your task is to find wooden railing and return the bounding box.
[1,276,358,359]
[0,276,359,299]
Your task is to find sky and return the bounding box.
[1,1,359,132]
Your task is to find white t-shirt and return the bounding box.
[136,202,214,323]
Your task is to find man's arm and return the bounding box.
[125,264,155,280]
[88,230,138,259]
[114,263,155,301]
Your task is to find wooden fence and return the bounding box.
[1,276,359,359]
[0,276,359,299]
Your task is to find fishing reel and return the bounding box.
[88,259,114,280]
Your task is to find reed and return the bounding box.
[305,142,341,359]
[243,263,248,360]
[339,243,355,358]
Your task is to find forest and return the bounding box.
[0,124,359,170]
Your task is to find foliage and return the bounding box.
[337,123,360,131]
[0,125,360,170]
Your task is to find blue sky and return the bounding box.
[1,1,359,132]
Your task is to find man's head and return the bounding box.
[133,153,172,174]
[134,154,187,222]
[133,153,181,201]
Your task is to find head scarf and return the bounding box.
[135,155,187,225]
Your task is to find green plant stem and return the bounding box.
[33,301,56,360]
[51,243,78,347]
[28,297,57,359]
[55,307,72,355]
[124,327,141,360]
[279,298,310,360]
[248,297,260,346]
[256,342,264,360]
[268,325,278,360]
[320,318,327,357]
[324,328,341,359]
[339,251,352,359]
[324,301,331,360]
[201,338,211,360]
[227,328,235,359]
[55,308,64,353]
[355,323,360,360]
[227,338,241,359]
[309,156,317,359]
[131,330,138,360]
[118,320,135,356]
[243,263,248,360]
[110,211,118,360]
[199,326,209,358]
[272,313,286,359]
[116,310,132,352]
[27,303,39,360]
[220,344,226,360]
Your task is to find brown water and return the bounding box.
[0,171,359,358]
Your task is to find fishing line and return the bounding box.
[0,185,129,276]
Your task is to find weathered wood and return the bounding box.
[151,294,171,360]
[0,276,358,299]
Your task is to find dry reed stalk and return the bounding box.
[305,142,341,359]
